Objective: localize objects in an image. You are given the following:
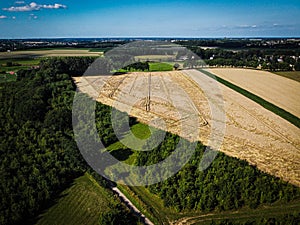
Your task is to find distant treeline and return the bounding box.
[177,40,300,71]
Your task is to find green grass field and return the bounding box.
[0,58,40,82]
[36,173,119,225]
[107,123,152,164]
[37,174,115,225]
[117,62,173,73]
[149,62,173,72]
[273,71,300,83]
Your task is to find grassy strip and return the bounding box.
[199,69,300,128]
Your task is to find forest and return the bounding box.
[0,57,138,225]
[134,133,300,212]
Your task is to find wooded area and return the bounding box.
[0,57,137,225]
[135,133,300,212]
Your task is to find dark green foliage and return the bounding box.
[0,57,140,225]
[207,213,300,225]
[178,40,299,71]
[99,203,139,225]
[135,133,300,212]
[123,61,150,72]
[0,58,109,225]
[295,62,300,71]
[39,57,96,76]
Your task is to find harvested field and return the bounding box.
[134,55,175,61]
[208,68,300,118]
[0,49,102,59]
[74,70,300,186]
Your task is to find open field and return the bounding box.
[274,71,300,83]
[207,68,300,118]
[74,70,300,187]
[149,62,173,71]
[36,173,121,225]
[135,55,175,61]
[0,49,103,59]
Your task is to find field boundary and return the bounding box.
[199,69,300,128]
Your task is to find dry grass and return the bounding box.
[208,68,300,118]
[74,70,300,187]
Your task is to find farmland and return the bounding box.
[75,69,300,187]
[36,173,110,225]
[36,173,138,225]
[207,68,300,118]
[0,48,103,59]
[0,49,102,82]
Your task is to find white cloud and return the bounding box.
[42,3,66,9]
[0,15,7,19]
[3,2,67,12]
[15,1,25,4]
[12,16,16,19]
[236,24,258,29]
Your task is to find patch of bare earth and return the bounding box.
[74,69,300,187]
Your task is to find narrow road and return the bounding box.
[111,187,155,225]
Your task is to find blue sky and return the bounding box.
[0,0,299,38]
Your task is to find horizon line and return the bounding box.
[0,36,300,40]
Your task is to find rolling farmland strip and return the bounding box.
[206,68,300,119]
[0,49,102,59]
[200,69,300,128]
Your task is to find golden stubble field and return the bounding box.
[208,68,300,118]
[74,69,300,187]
